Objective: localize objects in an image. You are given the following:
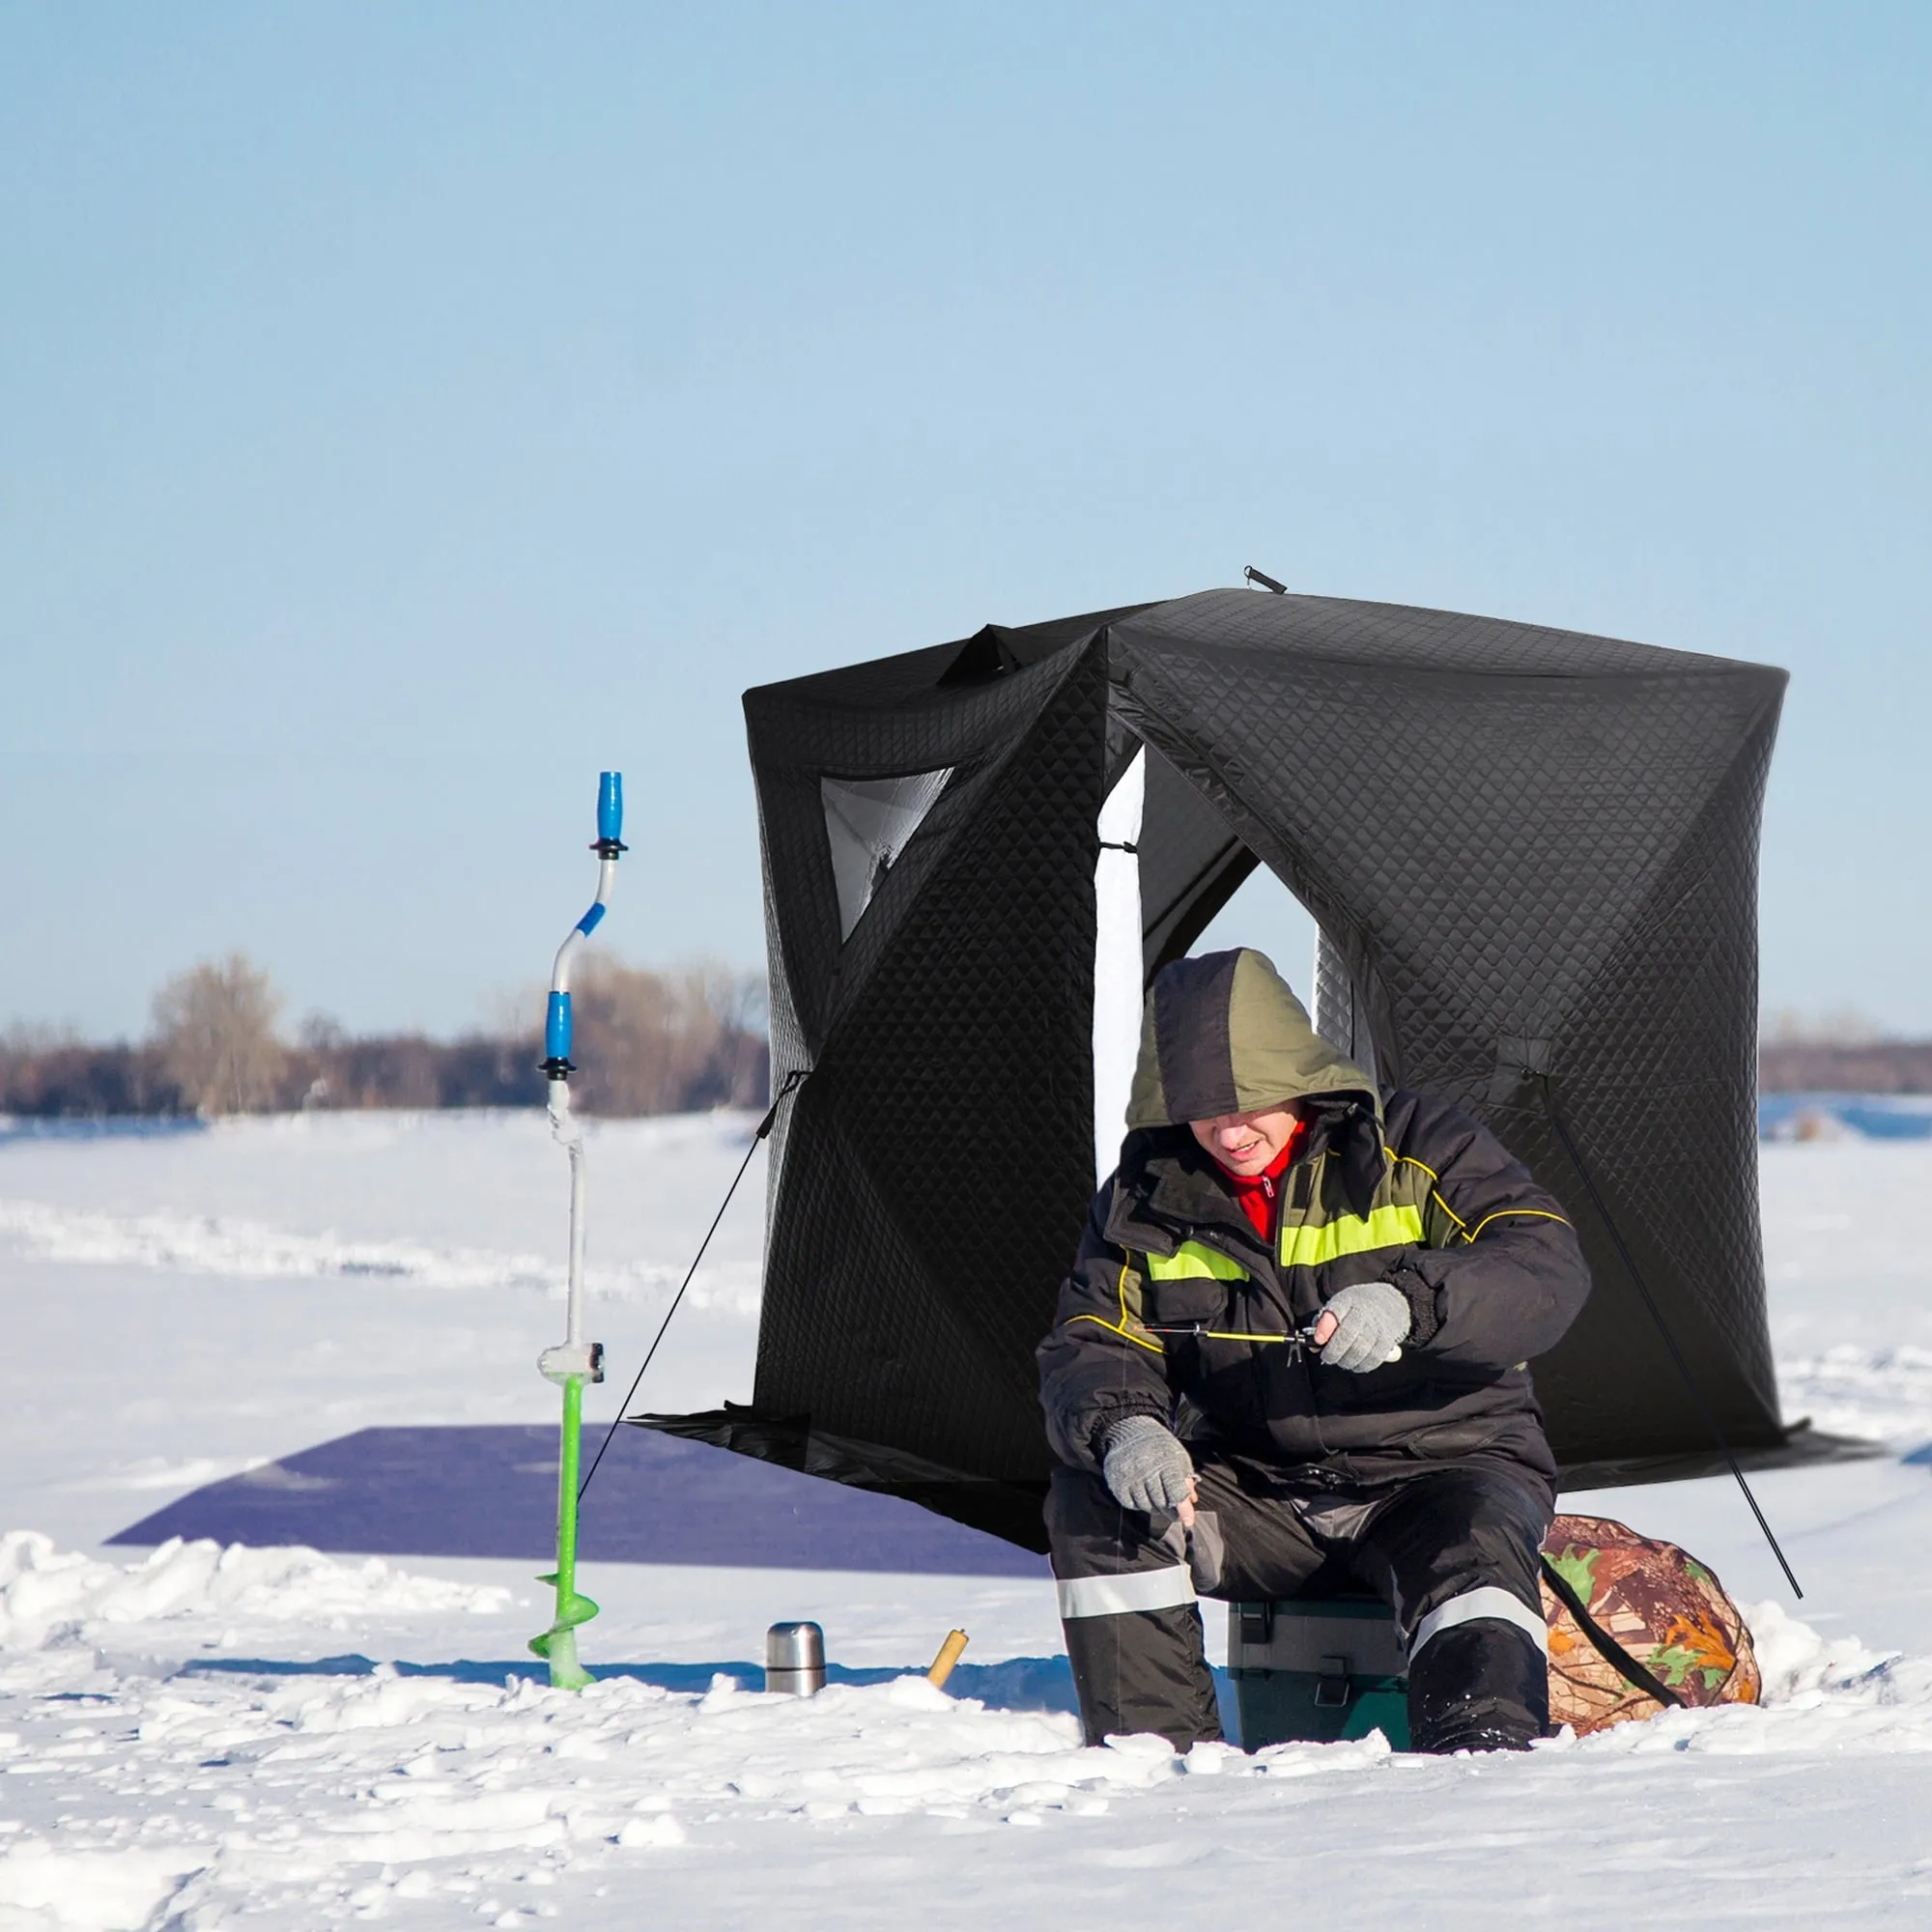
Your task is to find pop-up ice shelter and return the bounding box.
[638,585,1853,1550]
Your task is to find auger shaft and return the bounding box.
[528,772,625,1690]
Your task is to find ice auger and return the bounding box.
[528,771,626,1690]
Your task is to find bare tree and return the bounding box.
[1761,1005,1885,1047]
[151,954,287,1116]
[0,1020,81,1054]
[693,963,772,1107]
[568,959,724,1116]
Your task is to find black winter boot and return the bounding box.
[1406,1622,1548,1753]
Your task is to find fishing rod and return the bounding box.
[1141,1318,1400,1366]
[528,771,626,1690]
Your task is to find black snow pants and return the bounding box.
[1046,1457,1552,1754]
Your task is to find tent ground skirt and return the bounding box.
[630,1408,1882,1553]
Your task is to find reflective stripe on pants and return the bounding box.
[1055,1565,1197,1621]
[1409,1584,1548,1660]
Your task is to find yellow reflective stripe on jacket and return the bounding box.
[1061,1257,1165,1353]
[1278,1203,1425,1268]
[1464,1208,1572,1242]
[1145,1240,1250,1283]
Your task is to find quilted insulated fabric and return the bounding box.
[635,587,1821,1549]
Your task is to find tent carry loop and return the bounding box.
[527,772,627,1690]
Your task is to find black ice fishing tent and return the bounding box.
[639,586,1848,1551]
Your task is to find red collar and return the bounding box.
[1214,1125,1302,1237]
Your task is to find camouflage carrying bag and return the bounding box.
[1540,1514,1762,1736]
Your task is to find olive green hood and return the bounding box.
[1124,948,1376,1130]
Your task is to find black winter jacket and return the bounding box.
[1037,952,1591,1490]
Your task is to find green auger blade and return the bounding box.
[528,1622,593,1691]
[533,1576,600,1628]
[528,1578,599,1690]
[530,1373,599,1690]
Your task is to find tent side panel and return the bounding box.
[1508,689,1785,1461]
[751,644,1109,1483]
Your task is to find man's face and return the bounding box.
[1188,1103,1300,1177]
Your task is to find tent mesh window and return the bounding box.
[820,768,953,942]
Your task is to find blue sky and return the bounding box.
[3,2,1927,1039]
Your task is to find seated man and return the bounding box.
[1037,948,1590,1753]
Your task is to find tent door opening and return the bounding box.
[1093,751,1379,1179]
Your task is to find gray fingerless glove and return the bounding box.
[1318,1281,1411,1373]
[1100,1415,1196,1514]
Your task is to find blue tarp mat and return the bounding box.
[108,1425,1049,1577]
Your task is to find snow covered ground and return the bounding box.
[0,1113,1929,1929]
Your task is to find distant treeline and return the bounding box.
[1758,1039,1932,1094]
[0,955,769,1120]
[12,955,1920,1119]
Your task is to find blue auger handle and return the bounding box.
[546,991,573,1063]
[598,772,624,844]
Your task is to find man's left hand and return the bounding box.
[1313,1282,1410,1372]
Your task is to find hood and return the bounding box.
[1124,948,1376,1130]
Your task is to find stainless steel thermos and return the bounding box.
[764,1621,826,1695]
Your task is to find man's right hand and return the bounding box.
[1100,1415,1197,1516]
